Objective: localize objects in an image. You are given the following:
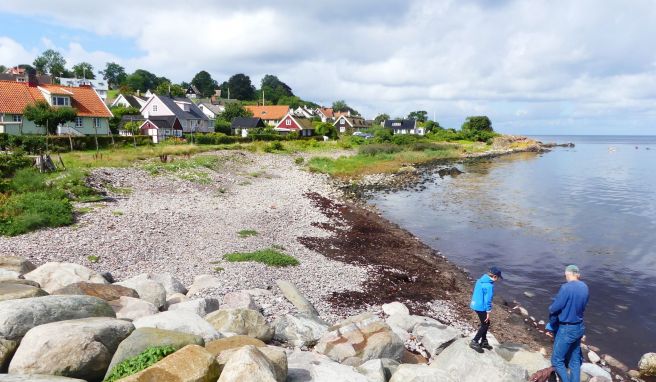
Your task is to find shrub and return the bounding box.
[238,229,258,238]
[294,157,304,165]
[1,135,152,153]
[390,134,419,145]
[358,144,403,156]
[104,345,177,382]
[264,141,284,153]
[0,190,73,236]
[8,168,46,193]
[223,248,300,267]
[0,150,32,178]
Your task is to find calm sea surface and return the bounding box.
[370,135,656,365]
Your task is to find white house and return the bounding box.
[384,119,425,135]
[198,102,224,122]
[111,94,150,109]
[58,77,109,101]
[293,106,315,119]
[140,95,211,133]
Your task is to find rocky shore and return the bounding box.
[0,148,652,381]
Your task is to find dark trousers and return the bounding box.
[473,310,490,343]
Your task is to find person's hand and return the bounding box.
[485,312,490,323]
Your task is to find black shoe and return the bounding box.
[469,340,484,353]
[481,341,493,350]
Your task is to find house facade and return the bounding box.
[274,113,314,136]
[59,78,109,101]
[0,80,112,136]
[245,105,290,126]
[333,115,370,134]
[111,94,150,109]
[384,119,425,135]
[198,102,223,122]
[140,95,211,133]
[231,117,266,137]
[139,116,183,143]
[293,106,315,119]
[314,107,334,122]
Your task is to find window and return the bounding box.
[286,119,292,126]
[152,105,158,112]
[52,96,70,106]
[75,117,83,127]
[340,120,345,125]
[93,118,100,128]
[16,77,26,83]
[12,115,22,123]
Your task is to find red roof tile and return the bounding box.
[245,105,290,120]
[0,80,41,114]
[39,84,112,117]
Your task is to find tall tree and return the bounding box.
[332,100,360,116]
[260,74,293,104]
[374,113,390,125]
[191,71,218,98]
[71,62,95,79]
[461,116,493,132]
[407,110,428,122]
[221,102,253,121]
[100,62,127,88]
[125,69,160,92]
[0,65,6,73]
[33,49,66,77]
[155,81,185,97]
[221,74,256,101]
[23,101,77,135]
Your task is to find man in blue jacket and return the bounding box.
[469,266,503,353]
[549,265,589,382]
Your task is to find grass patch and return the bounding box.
[271,244,285,250]
[87,255,100,263]
[112,210,123,216]
[238,229,258,238]
[294,157,305,165]
[223,248,299,267]
[104,345,176,382]
[214,266,224,272]
[106,185,133,196]
[76,207,93,214]
[142,155,220,185]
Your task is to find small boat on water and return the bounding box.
[608,146,617,152]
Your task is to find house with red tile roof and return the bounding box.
[315,107,334,122]
[244,105,290,126]
[0,80,112,136]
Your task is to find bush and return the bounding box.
[8,168,46,193]
[0,135,152,154]
[223,248,300,267]
[0,150,32,178]
[0,189,73,236]
[104,345,177,382]
[264,141,284,153]
[390,134,420,145]
[358,144,404,156]
[294,157,304,165]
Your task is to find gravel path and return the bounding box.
[0,151,368,323]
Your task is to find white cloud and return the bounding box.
[0,37,36,67]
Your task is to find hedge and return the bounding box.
[184,133,324,145]
[0,134,152,154]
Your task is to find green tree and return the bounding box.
[33,49,66,77]
[71,62,95,79]
[123,121,142,135]
[277,95,302,109]
[23,101,77,135]
[407,110,428,123]
[422,120,442,133]
[0,65,6,73]
[125,69,160,92]
[109,106,141,133]
[101,62,127,88]
[461,116,493,132]
[260,74,293,104]
[214,120,231,134]
[221,102,253,121]
[332,100,360,116]
[191,70,218,98]
[374,113,390,125]
[221,74,256,100]
[315,122,338,139]
[155,81,185,97]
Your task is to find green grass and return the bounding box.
[214,266,224,272]
[223,248,300,267]
[76,207,93,214]
[238,229,258,238]
[106,185,133,196]
[104,345,176,382]
[112,210,123,216]
[141,155,222,185]
[87,255,100,263]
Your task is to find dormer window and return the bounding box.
[52,96,70,106]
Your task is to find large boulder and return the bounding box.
[205,308,273,342]
[382,302,409,316]
[0,283,48,302]
[389,364,455,382]
[495,343,551,375]
[639,352,656,376]
[0,270,20,281]
[0,338,18,372]
[314,313,404,366]
[309,358,369,382]
[0,279,41,288]
[133,310,221,342]
[168,297,220,317]
[8,317,134,381]
[187,274,222,297]
[273,313,329,347]
[217,345,279,382]
[217,345,287,382]
[356,359,387,382]
[0,376,87,381]
[206,335,266,356]
[429,338,529,381]
[115,276,166,309]
[275,280,319,317]
[0,256,36,274]
[412,322,461,356]
[145,273,187,296]
[165,292,189,308]
[222,290,260,310]
[0,295,115,340]
[581,363,612,380]
[23,262,107,293]
[116,344,219,382]
[52,281,138,301]
[108,296,159,321]
[105,327,204,379]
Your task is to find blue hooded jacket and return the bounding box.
[470,274,495,312]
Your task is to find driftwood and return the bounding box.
[35,154,57,173]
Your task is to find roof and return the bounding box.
[317,107,334,118]
[245,105,290,120]
[142,116,181,130]
[231,117,265,129]
[155,96,209,121]
[199,102,223,115]
[0,81,112,117]
[277,114,314,130]
[335,115,369,129]
[186,85,201,95]
[384,119,416,130]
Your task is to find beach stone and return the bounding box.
[215,345,287,381]
[168,297,220,317]
[0,376,87,381]
[205,308,273,342]
[9,317,133,381]
[286,349,331,382]
[146,273,187,296]
[275,280,319,317]
[116,344,219,382]
[52,281,138,301]
[430,338,528,381]
[309,357,369,382]
[588,350,601,363]
[0,295,115,340]
[115,277,166,309]
[382,302,409,316]
[390,364,455,382]
[217,345,279,382]
[389,323,411,342]
[206,335,265,356]
[0,269,21,281]
[133,310,222,342]
[223,290,259,310]
[495,343,550,375]
[385,313,440,332]
[165,292,189,308]
[402,349,428,364]
[0,256,36,274]
[23,262,107,293]
[187,274,222,296]
[0,283,48,301]
[581,363,613,380]
[380,358,400,380]
[0,279,41,288]
[105,327,204,378]
[108,296,159,321]
[0,338,18,372]
[314,312,404,366]
[639,352,656,376]
[412,322,461,356]
[603,354,629,372]
[272,313,329,347]
[357,358,386,382]
[588,377,610,382]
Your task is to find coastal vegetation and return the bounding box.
[104,345,177,382]
[238,229,258,238]
[223,248,300,267]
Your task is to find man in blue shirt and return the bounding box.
[469,266,503,353]
[549,265,589,382]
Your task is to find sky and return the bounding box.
[1,0,655,135]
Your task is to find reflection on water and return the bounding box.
[371,136,656,365]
